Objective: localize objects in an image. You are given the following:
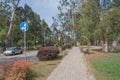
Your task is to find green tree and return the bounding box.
[14,4,44,48]
[41,19,51,45]
[78,0,100,45]
[6,0,21,46]
[54,0,85,45]
[0,29,7,43]
[107,4,120,51]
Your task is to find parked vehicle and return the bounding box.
[3,47,23,56]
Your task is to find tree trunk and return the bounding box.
[6,0,20,46]
[111,34,120,52]
[104,40,109,52]
[102,40,109,52]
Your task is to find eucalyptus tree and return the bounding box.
[78,0,100,45]
[41,19,51,45]
[56,0,120,52]
[11,6,24,46]
[24,4,43,48]
[95,0,120,52]
[0,29,7,44]
[83,0,112,52]
[54,0,85,45]
[0,1,50,48]
[108,1,120,52]
[13,4,44,48]
[5,0,21,46]
[51,18,59,44]
[0,0,12,48]
[0,1,10,30]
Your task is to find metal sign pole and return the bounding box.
[20,22,29,61]
[24,31,27,61]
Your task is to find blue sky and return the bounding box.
[19,0,59,27]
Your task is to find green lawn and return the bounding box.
[85,51,120,80]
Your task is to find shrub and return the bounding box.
[64,43,72,49]
[5,60,34,80]
[0,62,13,80]
[0,60,35,80]
[0,65,4,79]
[37,46,60,60]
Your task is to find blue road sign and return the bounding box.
[58,33,61,41]
[58,33,61,38]
[20,22,29,32]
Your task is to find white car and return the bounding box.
[3,47,23,56]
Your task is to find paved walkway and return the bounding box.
[47,47,95,80]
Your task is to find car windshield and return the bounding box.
[6,47,15,51]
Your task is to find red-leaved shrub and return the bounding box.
[0,62,13,80]
[0,60,34,80]
[0,65,5,79]
[37,46,60,60]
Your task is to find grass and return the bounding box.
[85,51,120,80]
[31,54,63,80]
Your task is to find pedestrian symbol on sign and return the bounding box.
[20,22,29,32]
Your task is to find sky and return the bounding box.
[19,0,60,27]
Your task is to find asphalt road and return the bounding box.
[0,50,39,63]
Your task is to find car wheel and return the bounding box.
[12,52,15,55]
[4,54,7,56]
[20,51,23,54]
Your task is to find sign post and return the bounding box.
[20,22,29,61]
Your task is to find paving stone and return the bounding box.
[47,47,95,80]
